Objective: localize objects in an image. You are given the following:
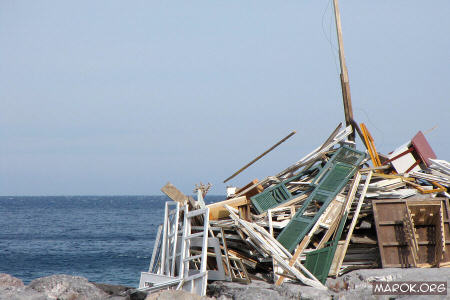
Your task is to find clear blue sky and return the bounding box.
[1,1,449,195]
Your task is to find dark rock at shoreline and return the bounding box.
[92,282,148,300]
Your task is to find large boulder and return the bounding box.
[27,274,109,300]
[0,273,24,290]
[0,274,47,300]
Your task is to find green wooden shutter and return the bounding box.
[250,184,291,214]
[276,146,365,252]
[250,168,318,214]
[304,212,348,283]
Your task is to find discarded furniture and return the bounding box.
[373,197,450,268]
[384,131,437,174]
[139,202,184,291]
[139,202,211,296]
[179,205,209,296]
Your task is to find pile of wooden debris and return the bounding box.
[137,123,449,296]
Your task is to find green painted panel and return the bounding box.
[319,163,352,193]
[277,146,365,252]
[304,212,348,283]
[304,248,330,279]
[334,147,365,165]
[251,185,291,214]
[276,217,312,248]
[250,168,318,214]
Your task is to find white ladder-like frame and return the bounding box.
[161,201,180,276]
[139,201,183,290]
[178,205,209,296]
[148,224,163,273]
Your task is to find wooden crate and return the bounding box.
[373,197,450,268]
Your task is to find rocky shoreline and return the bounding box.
[1,268,449,300]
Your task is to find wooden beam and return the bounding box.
[160,182,188,204]
[333,0,355,141]
[223,131,296,183]
[207,196,248,220]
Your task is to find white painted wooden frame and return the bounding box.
[148,224,163,273]
[139,202,184,291]
[225,205,326,290]
[178,206,209,296]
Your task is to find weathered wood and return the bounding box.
[225,205,326,290]
[207,196,248,220]
[224,131,296,183]
[276,125,352,179]
[332,0,354,141]
[235,179,264,196]
[331,171,373,276]
[373,197,450,268]
[275,193,350,286]
[235,179,263,221]
[161,182,188,204]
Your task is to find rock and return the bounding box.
[208,280,303,300]
[326,268,450,300]
[27,274,109,300]
[92,282,132,298]
[0,288,49,300]
[145,290,213,300]
[0,273,47,300]
[0,273,24,290]
[208,268,450,300]
[275,282,333,299]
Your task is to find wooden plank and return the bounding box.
[332,171,373,276]
[235,179,264,197]
[161,182,188,204]
[207,196,248,220]
[224,131,296,183]
[332,0,354,141]
[275,124,351,179]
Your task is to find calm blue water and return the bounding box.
[0,195,223,287]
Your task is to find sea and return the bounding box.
[0,195,223,287]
